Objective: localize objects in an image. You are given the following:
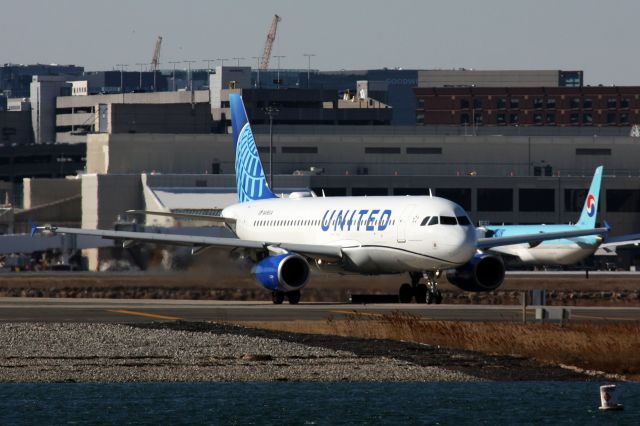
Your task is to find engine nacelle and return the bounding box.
[252,253,310,292]
[446,253,505,292]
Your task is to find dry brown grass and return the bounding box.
[240,314,640,379]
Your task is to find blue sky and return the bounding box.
[4,0,640,84]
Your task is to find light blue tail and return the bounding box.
[577,166,603,228]
[229,94,277,203]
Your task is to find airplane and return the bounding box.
[478,166,640,266]
[38,94,608,304]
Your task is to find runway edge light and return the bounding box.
[598,384,624,411]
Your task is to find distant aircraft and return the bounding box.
[479,166,640,266]
[39,95,607,304]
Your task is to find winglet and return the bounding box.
[28,220,37,237]
[603,219,611,231]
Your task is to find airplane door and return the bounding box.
[397,204,417,243]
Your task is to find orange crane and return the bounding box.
[259,15,281,70]
[150,36,163,72]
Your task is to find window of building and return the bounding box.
[570,97,581,109]
[583,98,593,109]
[257,146,276,153]
[352,188,388,196]
[533,98,544,109]
[509,113,519,124]
[496,113,506,125]
[497,98,507,109]
[417,99,425,108]
[510,98,520,109]
[533,113,543,125]
[607,112,617,125]
[473,98,483,109]
[547,98,556,109]
[416,113,424,124]
[607,189,640,212]
[282,146,318,154]
[570,112,580,125]
[583,113,593,124]
[564,189,588,212]
[474,114,483,125]
[436,188,471,210]
[607,98,617,109]
[519,188,554,212]
[460,113,470,124]
[365,147,401,154]
[621,98,630,109]
[621,112,630,124]
[460,99,470,109]
[406,147,442,154]
[478,188,513,212]
[576,148,611,156]
[546,113,556,125]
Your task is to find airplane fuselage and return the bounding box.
[223,195,477,274]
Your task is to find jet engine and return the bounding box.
[252,253,310,292]
[446,253,505,292]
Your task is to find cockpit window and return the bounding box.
[427,216,439,226]
[420,216,431,226]
[440,216,457,225]
[457,216,471,226]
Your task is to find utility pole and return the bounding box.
[183,60,196,91]
[263,105,279,189]
[216,58,228,67]
[203,59,216,71]
[303,53,315,88]
[135,63,146,90]
[168,61,181,91]
[232,57,245,67]
[273,55,285,89]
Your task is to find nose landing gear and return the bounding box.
[398,271,443,304]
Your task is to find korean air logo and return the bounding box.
[235,123,266,203]
[586,194,596,217]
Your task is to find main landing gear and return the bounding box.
[272,290,301,305]
[398,272,443,304]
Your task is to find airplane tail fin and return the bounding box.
[577,166,603,228]
[229,93,277,203]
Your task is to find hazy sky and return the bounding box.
[4,0,640,85]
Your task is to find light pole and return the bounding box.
[273,55,285,89]
[263,105,279,189]
[251,56,261,87]
[303,53,315,88]
[116,64,127,102]
[135,63,146,90]
[184,60,196,91]
[152,62,159,91]
[232,57,245,67]
[203,59,216,72]
[168,61,181,91]
[216,58,228,68]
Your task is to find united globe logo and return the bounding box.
[235,123,267,203]
[586,194,596,217]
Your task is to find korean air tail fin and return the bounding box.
[229,93,277,203]
[577,166,603,228]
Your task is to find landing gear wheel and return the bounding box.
[272,291,285,305]
[415,284,428,304]
[399,283,413,304]
[434,290,443,305]
[287,290,301,305]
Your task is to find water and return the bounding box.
[0,382,638,425]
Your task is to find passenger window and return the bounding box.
[427,216,439,226]
[457,216,471,226]
[420,216,431,226]
[440,216,457,225]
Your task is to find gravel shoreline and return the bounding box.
[0,322,594,383]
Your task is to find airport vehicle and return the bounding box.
[479,166,640,266]
[39,95,607,304]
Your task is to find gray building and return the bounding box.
[30,76,72,144]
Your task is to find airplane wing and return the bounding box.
[476,227,609,250]
[126,210,236,225]
[598,232,640,253]
[38,226,343,260]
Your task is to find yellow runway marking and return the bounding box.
[108,309,182,321]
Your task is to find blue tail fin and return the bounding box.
[229,94,277,203]
[577,166,603,228]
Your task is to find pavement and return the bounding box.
[1,297,639,323]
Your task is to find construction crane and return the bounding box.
[150,36,163,72]
[259,15,281,70]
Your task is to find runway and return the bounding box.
[0,298,639,323]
